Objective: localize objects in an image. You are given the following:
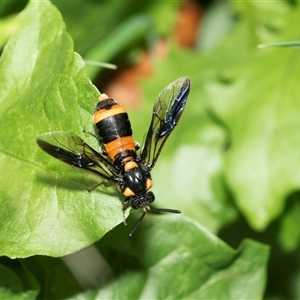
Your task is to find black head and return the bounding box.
[128,191,181,237]
[131,191,155,209]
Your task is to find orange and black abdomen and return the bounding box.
[93,94,136,164]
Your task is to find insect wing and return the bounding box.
[140,77,190,170]
[36,131,118,182]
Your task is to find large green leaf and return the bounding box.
[72,216,268,299]
[15,216,268,299]
[0,0,124,258]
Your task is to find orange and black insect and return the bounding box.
[37,77,190,236]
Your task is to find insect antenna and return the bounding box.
[129,207,181,237]
[150,207,181,214]
[129,211,146,237]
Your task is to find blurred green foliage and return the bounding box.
[0,0,300,299]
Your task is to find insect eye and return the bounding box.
[146,191,155,203]
[123,187,135,197]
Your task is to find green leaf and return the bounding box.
[0,13,23,48]
[208,3,300,230]
[278,193,300,252]
[0,0,123,258]
[19,216,268,299]
[73,215,269,299]
[0,264,23,296]
[0,263,39,299]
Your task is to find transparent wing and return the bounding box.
[140,77,190,170]
[36,131,119,182]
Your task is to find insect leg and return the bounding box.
[87,180,108,192]
[134,141,140,151]
[121,197,132,225]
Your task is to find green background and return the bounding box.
[1,0,299,299]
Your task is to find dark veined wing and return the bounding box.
[36,131,119,182]
[140,77,190,170]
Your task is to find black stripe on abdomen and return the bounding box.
[95,113,133,144]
